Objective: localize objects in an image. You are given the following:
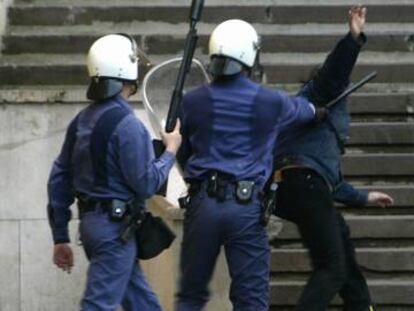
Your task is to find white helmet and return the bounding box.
[208,19,260,76]
[86,34,139,100]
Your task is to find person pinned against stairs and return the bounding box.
[271,6,394,311]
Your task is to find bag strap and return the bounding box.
[90,106,130,187]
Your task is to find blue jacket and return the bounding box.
[47,95,175,243]
[274,33,368,206]
[179,73,315,188]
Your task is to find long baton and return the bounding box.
[165,0,205,132]
[325,71,378,109]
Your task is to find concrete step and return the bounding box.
[4,23,414,54]
[0,54,150,85]
[342,154,414,177]
[1,52,414,85]
[271,247,414,273]
[1,86,413,115]
[272,82,414,95]
[348,123,414,145]
[9,1,414,26]
[276,215,414,241]
[348,93,414,115]
[260,52,414,84]
[0,85,88,104]
[270,279,414,306]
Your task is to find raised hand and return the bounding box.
[349,5,367,39]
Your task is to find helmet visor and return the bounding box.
[208,56,243,76]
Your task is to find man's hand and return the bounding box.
[53,243,74,274]
[349,5,367,39]
[161,119,182,155]
[368,191,394,208]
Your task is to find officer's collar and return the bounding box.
[113,95,134,113]
[212,72,248,85]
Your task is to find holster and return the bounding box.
[178,182,201,209]
[260,182,278,226]
[120,201,146,242]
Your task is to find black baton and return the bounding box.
[326,71,378,109]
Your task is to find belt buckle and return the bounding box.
[273,170,283,183]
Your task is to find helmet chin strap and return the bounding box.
[126,81,139,97]
[250,46,264,83]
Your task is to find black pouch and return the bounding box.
[109,199,128,222]
[236,181,255,204]
[136,212,176,260]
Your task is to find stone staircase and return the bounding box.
[1,0,414,310]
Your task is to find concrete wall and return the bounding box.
[0,0,13,52]
[0,103,87,311]
[0,101,233,310]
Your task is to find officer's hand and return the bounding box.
[53,243,74,274]
[314,107,329,123]
[161,119,182,155]
[349,5,367,40]
[368,191,394,208]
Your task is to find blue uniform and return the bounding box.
[176,74,315,311]
[47,95,175,311]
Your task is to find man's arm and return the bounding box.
[333,180,369,206]
[118,116,181,199]
[334,177,394,208]
[47,116,78,273]
[47,117,77,245]
[278,91,316,128]
[300,6,367,106]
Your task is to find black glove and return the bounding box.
[314,107,329,123]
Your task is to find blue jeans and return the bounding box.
[176,187,270,311]
[79,209,162,311]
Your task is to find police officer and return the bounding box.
[175,20,318,311]
[272,6,393,311]
[47,34,182,311]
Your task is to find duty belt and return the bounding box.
[76,193,129,221]
[186,171,257,204]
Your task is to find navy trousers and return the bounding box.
[176,187,270,311]
[79,209,162,311]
